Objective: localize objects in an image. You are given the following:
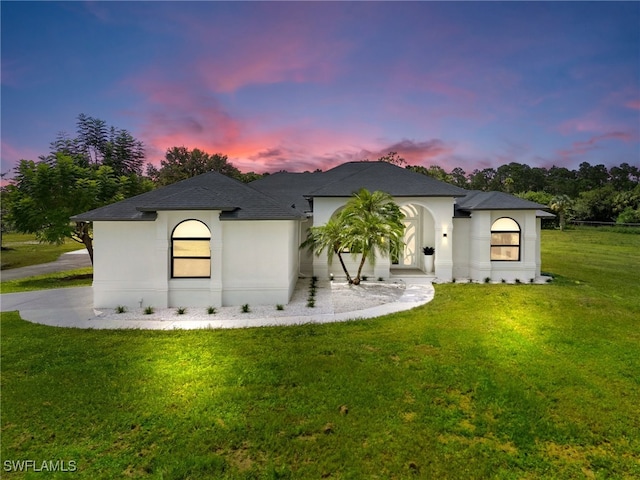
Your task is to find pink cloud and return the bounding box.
[557,131,634,159]
[625,100,640,110]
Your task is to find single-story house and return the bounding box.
[72,161,550,308]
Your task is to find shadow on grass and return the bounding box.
[0,268,93,294]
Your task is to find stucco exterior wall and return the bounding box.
[221,220,298,306]
[395,197,455,281]
[93,213,301,309]
[452,218,471,279]
[310,196,456,281]
[93,221,167,309]
[467,210,539,282]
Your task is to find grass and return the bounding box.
[1,230,639,478]
[1,233,87,270]
[0,268,93,294]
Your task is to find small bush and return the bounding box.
[515,278,521,284]
[377,277,384,281]
[311,276,318,283]
[276,304,284,311]
[176,307,187,315]
[144,306,154,315]
[530,278,535,284]
[484,277,491,284]
[452,278,456,283]
[361,275,368,281]
[241,304,251,313]
[207,306,217,315]
[115,305,127,314]
[307,299,315,308]
[501,279,506,283]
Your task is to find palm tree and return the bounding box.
[341,189,405,285]
[300,216,353,283]
[550,194,573,231]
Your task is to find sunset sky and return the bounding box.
[2,1,639,176]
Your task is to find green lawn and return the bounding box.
[0,268,93,294]
[1,233,87,270]
[1,230,639,479]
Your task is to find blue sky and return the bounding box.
[2,1,638,176]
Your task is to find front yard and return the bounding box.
[1,229,639,478]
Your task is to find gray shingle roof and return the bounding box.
[72,162,552,223]
[455,190,548,211]
[306,161,468,197]
[250,161,468,204]
[72,172,305,221]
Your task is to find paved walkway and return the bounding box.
[0,283,435,330]
[0,249,91,281]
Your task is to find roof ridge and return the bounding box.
[306,161,377,196]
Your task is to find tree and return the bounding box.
[378,151,406,166]
[549,194,573,231]
[300,217,353,283]
[149,147,241,186]
[43,114,146,176]
[300,189,405,285]
[6,154,153,263]
[341,189,405,285]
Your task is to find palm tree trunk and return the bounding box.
[336,250,353,284]
[352,250,368,285]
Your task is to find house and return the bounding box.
[72,161,549,309]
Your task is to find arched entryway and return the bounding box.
[393,203,436,273]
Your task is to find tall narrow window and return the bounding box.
[172,220,211,278]
[491,218,520,261]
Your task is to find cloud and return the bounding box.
[625,100,640,110]
[557,131,634,159]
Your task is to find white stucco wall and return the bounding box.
[396,197,455,281]
[93,212,301,309]
[221,220,298,306]
[452,217,471,279]
[310,196,456,281]
[467,210,539,282]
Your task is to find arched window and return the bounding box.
[491,218,520,261]
[172,220,211,278]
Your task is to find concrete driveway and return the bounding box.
[0,287,95,327]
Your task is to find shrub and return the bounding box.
[207,306,217,315]
[144,306,154,315]
[307,299,315,308]
[276,304,284,311]
[515,278,521,284]
[501,279,506,283]
[377,277,384,281]
[176,307,187,315]
[241,304,251,313]
[530,278,535,284]
[361,275,368,281]
[484,277,491,284]
[115,305,127,314]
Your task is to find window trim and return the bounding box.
[490,217,521,262]
[171,220,211,279]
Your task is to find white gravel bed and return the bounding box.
[94,278,407,323]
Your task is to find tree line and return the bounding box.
[2,114,639,260]
[405,160,640,224]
